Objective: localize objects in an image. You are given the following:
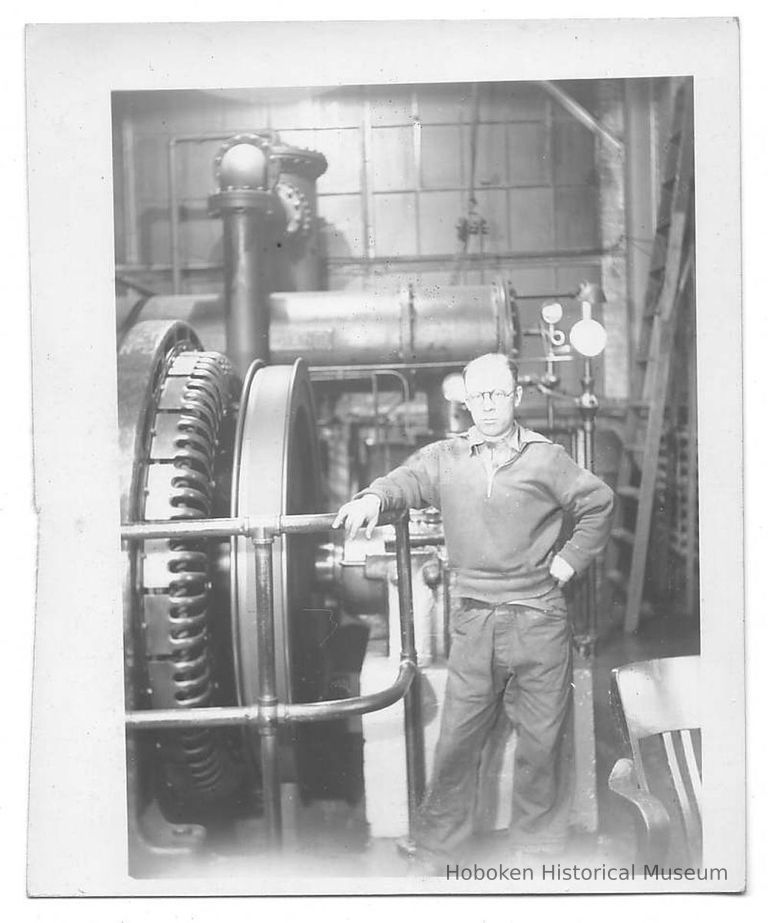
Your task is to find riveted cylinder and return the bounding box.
[269,280,521,366]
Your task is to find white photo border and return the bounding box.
[25,18,743,895]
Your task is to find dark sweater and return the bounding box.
[359,425,615,603]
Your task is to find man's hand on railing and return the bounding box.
[332,494,382,539]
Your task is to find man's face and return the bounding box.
[463,360,522,439]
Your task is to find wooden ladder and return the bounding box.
[603,80,695,634]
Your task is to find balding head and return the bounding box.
[462,353,522,440]
[463,353,518,389]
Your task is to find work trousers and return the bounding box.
[414,598,574,857]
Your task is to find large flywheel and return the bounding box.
[119,320,247,823]
[230,359,326,780]
[121,328,341,831]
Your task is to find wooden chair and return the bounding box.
[609,655,701,866]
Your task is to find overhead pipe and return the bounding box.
[540,80,625,154]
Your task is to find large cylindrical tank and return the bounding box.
[132,281,521,367]
[269,281,520,365]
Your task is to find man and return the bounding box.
[333,353,614,868]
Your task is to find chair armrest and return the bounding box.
[609,758,670,866]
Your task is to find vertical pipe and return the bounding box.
[595,79,629,402]
[411,89,422,257]
[219,204,270,378]
[545,355,556,432]
[578,356,598,641]
[253,530,282,847]
[394,514,426,830]
[362,98,376,266]
[624,80,655,356]
[168,139,181,294]
[121,110,139,266]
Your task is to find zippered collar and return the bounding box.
[463,423,551,454]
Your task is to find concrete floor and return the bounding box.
[132,611,700,883]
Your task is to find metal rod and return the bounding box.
[308,356,576,380]
[126,662,416,729]
[539,80,625,153]
[121,511,410,542]
[167,140,181,294]
[127,703,261,730]
[394,513,426,831]
[325,247,622,267]
[121,516,255,542]
[281,661,415,723]
[253,530,282,846]
[576,357,599,645]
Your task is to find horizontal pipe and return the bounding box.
[281,660,415,723]
[115,247,618,277]
[326,247,621,267]
[126,660,416,730]
[121,511,405,542]
[309,355,576,379]
[121,516,256,542]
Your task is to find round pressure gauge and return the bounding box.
[541,302,564,325]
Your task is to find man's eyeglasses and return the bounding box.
[465,389,516,404]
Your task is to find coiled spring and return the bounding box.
[142,350,238,800]
[169,355,229,793]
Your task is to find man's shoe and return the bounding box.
[395,835,419,859]
[395,836,443,876]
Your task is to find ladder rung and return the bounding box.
[628,400,651,411]
[611,528,635,545]
[624,442,645,455]
[617,486,641,501]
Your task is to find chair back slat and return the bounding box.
[680,728,703,815]
[612,656,702,863]
[662,731,696,845]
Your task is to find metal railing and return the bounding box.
[121,510,426,846]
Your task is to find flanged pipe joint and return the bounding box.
[208,133,329,378]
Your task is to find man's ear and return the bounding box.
[514,384,523,407]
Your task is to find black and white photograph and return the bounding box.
[23,18,745,898]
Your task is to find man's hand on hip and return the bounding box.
[549,554,575,587]
[332,494,382,539]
